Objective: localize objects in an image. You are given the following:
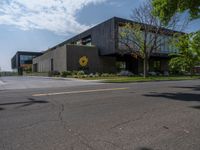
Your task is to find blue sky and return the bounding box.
[0,0,199,71]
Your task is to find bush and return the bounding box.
[148,72,157,76]
[81,75,88,78]
[48,71,60,77]
[88,73,95,78]
[77,70,85,76]
[72,75,78,78]
[72,70,78,76]
[95,72,100,77]
[61,71,72,77]
[101,73,113,77]
[117,70,134,76]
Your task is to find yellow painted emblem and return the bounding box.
[79,56,88,67]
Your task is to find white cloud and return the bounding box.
[0,0,107,35]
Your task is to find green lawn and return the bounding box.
[83,76,200,83]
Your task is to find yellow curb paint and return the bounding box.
[32,87,129,97]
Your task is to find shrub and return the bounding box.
[81,75,88,78]
[88,73,95,78]
[61,71,72,77]
[94,73,100,77]
[77,70,85,76]
[72,70,78,76]
[117,70,134,76]
[148,72,157,76]
[101,73,110,77]
[48,71,60,77]
[72,75,78,78]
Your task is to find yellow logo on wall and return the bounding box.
[79,56,88,67]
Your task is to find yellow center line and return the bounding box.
[32,87,129,97]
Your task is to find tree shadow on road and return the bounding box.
[170,85,200,91]
[0,98,48,110]
[190,105,200,110]
[143,84,200,110]
[144,92,200,102]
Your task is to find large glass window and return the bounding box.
[118,24,176,54]
[20,55,33,65]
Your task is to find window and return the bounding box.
[116,61,126,71]
[153,60,161,70]
[20,55,33,65]
[82,35,92,46]
[76,40,82,45]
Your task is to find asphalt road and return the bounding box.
[0,77,200,150]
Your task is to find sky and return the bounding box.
[0,0,199,71]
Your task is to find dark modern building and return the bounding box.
[11,51,43,74]
[32,17,181,74]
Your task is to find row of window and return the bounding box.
[116,60,161,72]
[72,35,92,46]
[118,26,179,53]
[20,55,34,65]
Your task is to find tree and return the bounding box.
[118,0,181,78]
[169,31,200,74]
[191,31,200,59]
[152,0,200,24]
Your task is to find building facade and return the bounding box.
[32,17,182,74]
[11,51,43,74]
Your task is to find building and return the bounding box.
[11,51,43,74]
[32,17,181,74]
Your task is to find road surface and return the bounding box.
[0,77,200,150]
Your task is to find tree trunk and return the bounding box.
[143,57,148,78]
[190,66,194,76]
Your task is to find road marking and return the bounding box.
[32,87,129,97]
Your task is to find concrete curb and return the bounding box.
[24,76,104,83]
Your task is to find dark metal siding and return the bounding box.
[66,45,117,73]
[66,18,116,55]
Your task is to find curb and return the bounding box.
[24,76,103,82]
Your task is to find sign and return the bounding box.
[79,56,88,67]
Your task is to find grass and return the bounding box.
[24,72,49,77]
[24,72,200,83]
[83,75,200,83]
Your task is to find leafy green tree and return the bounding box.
[170,31,200,74]
[152,0,200,24]
[191,31,200,59]
[118,0,180,78]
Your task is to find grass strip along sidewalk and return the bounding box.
[83,76,200,83]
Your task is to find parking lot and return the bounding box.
[0,77,200,150]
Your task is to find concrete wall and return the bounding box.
[33,44,117,73]
[66,45,116,73]
[33,45,67,72]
